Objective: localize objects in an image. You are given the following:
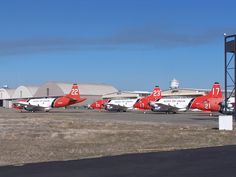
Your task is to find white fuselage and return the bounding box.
[27,98,56,108]
[155,97,193,111]
[108,98,138,109]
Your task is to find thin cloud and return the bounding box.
[0,27,234,56]
[91,27,234,47]
[0,38,81,56]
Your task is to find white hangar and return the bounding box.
[12,86,39,99]
[0,88,15,108]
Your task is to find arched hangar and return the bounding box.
[12,86,39,99]
[0,88,15,108]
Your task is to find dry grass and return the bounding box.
[0,109,235,166]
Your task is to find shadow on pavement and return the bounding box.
[1,145,236,177]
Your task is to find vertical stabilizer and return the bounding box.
[207,82,223,98]
[149,86,162,101]
[67,84,81,100]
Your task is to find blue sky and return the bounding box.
[0,0,236,91]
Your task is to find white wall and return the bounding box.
[3,100,13,108]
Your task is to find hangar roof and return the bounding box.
[79,84,118,95]
[102,92,140,99]
[0,88,15,99]
[34,82,118,98]
[12,86,39,99]
[162,88,206,97]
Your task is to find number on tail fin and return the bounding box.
[153,90,161,97]
[212,87,220,96]
[71,89,79,95]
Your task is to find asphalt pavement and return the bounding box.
[1,145,236,177]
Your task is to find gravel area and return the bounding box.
[0,108,235,166]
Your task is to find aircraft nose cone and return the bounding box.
[90,104,95,109]
[133,102,139,108]
[190,100,197,109]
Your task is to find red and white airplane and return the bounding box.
[150,96,194,113]
[133,86,162,110]
[89,99,109,110]
[134,85,194,113]
[190,82,223,112]
[12,84,86,112]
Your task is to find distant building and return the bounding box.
[0,88,15,108]
[102,87,153,100]
[170,78,179,91]
[12,86,39,99]
[162,79,205,97]
[162,89,205,97]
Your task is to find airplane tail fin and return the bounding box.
[207,82,223,98]
[149,86,162,101]
[67,84,86,102]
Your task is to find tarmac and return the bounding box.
[1,145,236,177]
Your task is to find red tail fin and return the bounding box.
[67,84,81,100]
[207,82,223,98]
[149,86,162,101]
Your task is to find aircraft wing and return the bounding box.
[13,102,47,112]
[65,96,87,103]
[105,104,128,112]
[150,102,179,113]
